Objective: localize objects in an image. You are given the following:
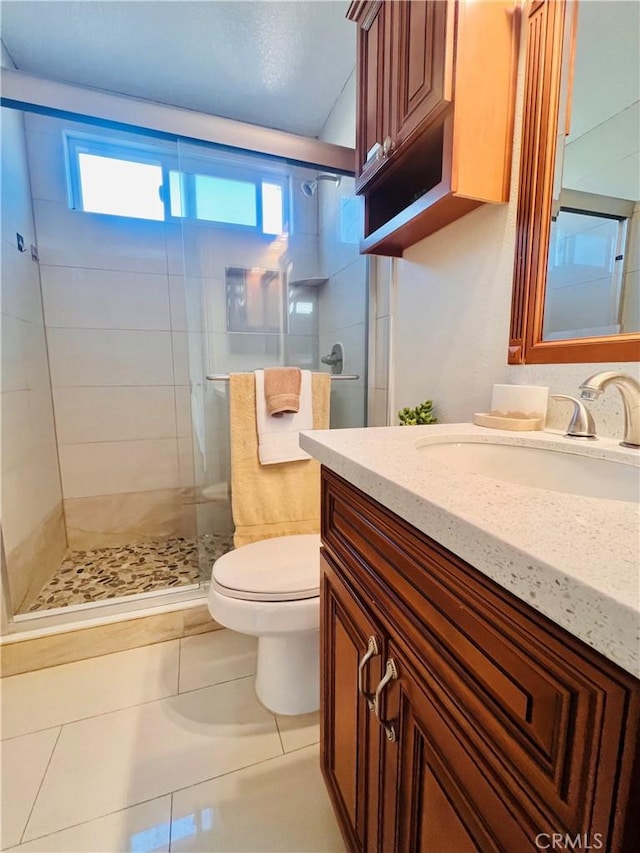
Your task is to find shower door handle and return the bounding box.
[357,635,380,710]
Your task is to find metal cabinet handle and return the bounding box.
[382,135,395,156]
[373,658,398,742]
[358,636,380,710]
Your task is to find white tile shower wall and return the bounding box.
[0,104,66,612]
[316,175,368,428]
[171,149,322,499]
[58,439,181,499]
[41,267,172,330]
[26,113,326,528]
[319,73,369,429]
[25,115,187,512]
[391,26,639,436]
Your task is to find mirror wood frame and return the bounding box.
[508,0,640,365]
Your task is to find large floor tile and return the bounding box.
[276,711,320,753]
[24,677,282,841]
[0,728,60,849]
[6,796,171,853]
[179,629,257,693]
[170,745,346,852]
[1,641,180,740]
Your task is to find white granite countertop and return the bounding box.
[300,424,640,679]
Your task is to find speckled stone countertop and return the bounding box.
[300,424,640,679]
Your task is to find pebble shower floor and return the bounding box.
[25,534,234,612]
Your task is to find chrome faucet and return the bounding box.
[578,371,640,448]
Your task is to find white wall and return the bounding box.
[391,25,639,439]
[319,69,356,149]
[0,99,66,611]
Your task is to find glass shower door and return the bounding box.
[175,140,367,583]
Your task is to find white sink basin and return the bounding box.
[414,438,640,502]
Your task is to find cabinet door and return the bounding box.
[354,1,392,191]
[379,640,535,852]
[320,552,383,853]
[392,0,453,153]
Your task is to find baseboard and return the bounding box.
[1,604,221,677]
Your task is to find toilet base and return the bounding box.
[254,631,319,715]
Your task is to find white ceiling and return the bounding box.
[0,0,356,138]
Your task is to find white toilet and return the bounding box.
[207,533,321,715]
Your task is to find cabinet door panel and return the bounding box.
[393,0,452,150]
[320,552,383,852]
[354,2,391,190]
[384,641,534,853]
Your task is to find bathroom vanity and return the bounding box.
[301,426,640,852]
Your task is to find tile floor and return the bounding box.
[25,535,234,613]
[0,630,345,852]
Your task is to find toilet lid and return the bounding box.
[211,534,321,602]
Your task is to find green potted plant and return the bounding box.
[397,399,437,426]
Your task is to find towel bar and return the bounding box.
[206,373,359,381]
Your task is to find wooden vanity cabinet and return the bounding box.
[347,0,519,256]
[322,555,533,852]
[320,467,640,852]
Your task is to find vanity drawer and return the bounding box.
[321,467,639,843]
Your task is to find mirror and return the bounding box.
[509,0,639,364]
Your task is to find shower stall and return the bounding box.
[0,104,368,632]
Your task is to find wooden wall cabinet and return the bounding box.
[320,468,640,852]
[347,0,519,257]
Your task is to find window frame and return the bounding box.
[65,132,289,236]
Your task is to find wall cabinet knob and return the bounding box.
[382,136,395,156]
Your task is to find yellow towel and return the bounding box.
[229,372,330,547]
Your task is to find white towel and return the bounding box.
[255,369,313,464]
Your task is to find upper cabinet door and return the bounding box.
[393,0,453,153]
[352,1,392,190]
[348,0,519,255]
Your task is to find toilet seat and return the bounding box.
[211,533,321,602]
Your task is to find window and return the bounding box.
[66,134,287,235]
[67,138,165,221]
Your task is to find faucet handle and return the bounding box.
[552,395,597,440]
